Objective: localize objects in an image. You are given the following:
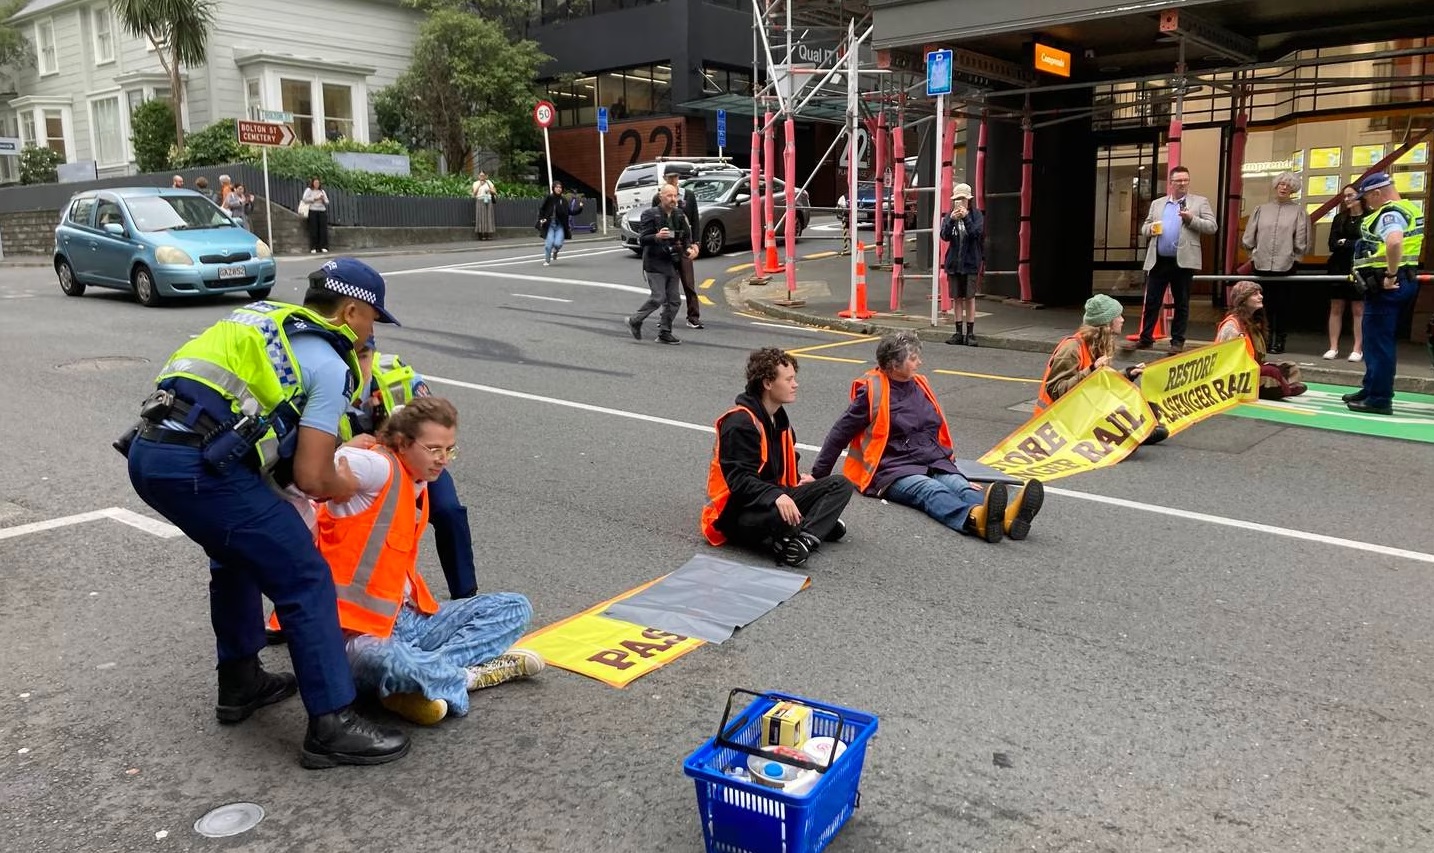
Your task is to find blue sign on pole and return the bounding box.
[716,109,727,148]
[597,107,609,133]
[926,49,953,97]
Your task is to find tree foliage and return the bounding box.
[377,0,549,176]
[170,117,245,167]
[130,99,177,173]
[112,0,217,152]
[0,0,33,69]
[19,145,64,185]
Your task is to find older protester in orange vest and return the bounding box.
[701,347,854,567]
[1037,295,1169,443]
[285,397,543,734]
[812,331,1042,543]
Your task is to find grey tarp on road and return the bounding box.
[602,554,809,643]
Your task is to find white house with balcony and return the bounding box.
[0,0,422,182]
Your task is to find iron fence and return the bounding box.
[0,163,596,230]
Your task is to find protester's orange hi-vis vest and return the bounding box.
[701,405,798,546]
[1034,334,1094,414]
[841,370,953,494]
[1216,316,1257,362]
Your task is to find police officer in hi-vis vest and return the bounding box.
[344,332,478,599]
[120,257,410,769]
[1346,171,1424,415]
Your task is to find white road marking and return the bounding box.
[422,374,1434,566]
[0,507,181,542]
[437,269,648,295]
[513,293,573,303]
[384,247,627,277]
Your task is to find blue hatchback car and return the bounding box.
[53,187,277,307]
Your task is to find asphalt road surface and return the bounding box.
[3,234,1432,853]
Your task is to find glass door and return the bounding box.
[1092,139,1162,294]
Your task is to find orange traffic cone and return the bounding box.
[1126,285,1171,341]
[839,242,875,319]
[762,225,785,275]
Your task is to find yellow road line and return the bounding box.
[726,263,754,272]
[802,251,838,260]
[933,368,1041,385]
[786,336,876,355]
[698,295,715,306]
[792,353,866,364]
[699,277,715,290]
[732,312,873,337]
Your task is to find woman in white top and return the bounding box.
[1241,171,1310,353]
[471,171,497,240]
[301,177,331,254]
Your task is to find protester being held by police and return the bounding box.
[702,348,853,568]
[1215,281,1308,400]
[1038,295,1170,444]
[627,183,697,345]
[1324,183,1366,362]
[812,331,1042,544]
[1241,171,1310,354]
[1344,171,1424,415]
[278,397,542,728]
[122,257,410,769]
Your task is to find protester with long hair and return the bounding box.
[1037,294,1170,443]
[1216,281,1307,400]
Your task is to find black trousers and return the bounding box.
[720,476,854,546]
[308,209,329,251]
[1139,257,1193,346]
[1256,267,1295,343]
[679,255,699,321]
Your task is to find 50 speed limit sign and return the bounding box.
[533,101,556,129]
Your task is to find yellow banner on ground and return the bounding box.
[518,577,705,688]
[978,368,1155,482]
[1138,338,1258,436]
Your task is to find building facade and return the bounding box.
[0,0,421,182]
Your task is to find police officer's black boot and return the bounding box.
[215,656,298,724]
[301,707,411,769]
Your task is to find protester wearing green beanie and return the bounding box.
[1083,294,1124,327]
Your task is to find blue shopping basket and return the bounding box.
[682,689,879,853]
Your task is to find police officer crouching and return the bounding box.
[121,258,411,769]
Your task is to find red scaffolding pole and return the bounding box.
[889,111,907,311]
[873,113,887,267]
[749,124,763,279]
[781,115,799,300]
[1017,115,1034,303]
[938,109,959,312]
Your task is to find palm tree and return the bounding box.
[113,0,217,153]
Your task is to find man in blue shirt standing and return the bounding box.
[1126,166,1219,354]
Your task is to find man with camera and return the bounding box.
[626,183,698,345]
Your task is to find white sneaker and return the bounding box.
[1348,351,1363,363]
[467,649,545,691]
[542,260,550,266]
[1322,349,1338,360]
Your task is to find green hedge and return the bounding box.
[171,119,543,199]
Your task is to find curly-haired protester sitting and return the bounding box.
[1216,281,1308,400]
[812,331,1042,544]
[701,348,854,567]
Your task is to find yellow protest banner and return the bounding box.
[518,577,705,688]
[1138,338,1258,436]
[978,368,1155,482]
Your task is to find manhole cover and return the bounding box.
[193,802,264,838]
[54,356,151,372]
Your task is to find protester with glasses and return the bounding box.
[277,397,544,731]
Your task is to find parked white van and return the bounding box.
[613,157,741,218]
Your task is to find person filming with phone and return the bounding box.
[1125,166,1218,354]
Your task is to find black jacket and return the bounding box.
[638,204,692,273]
[538,193,574,239]
[653,187,699,234]
[715,393,798,527]
[1326,209,1364,275]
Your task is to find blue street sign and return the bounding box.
[926,49,953,97]
[716,109,727,148]
[597,107,608,133]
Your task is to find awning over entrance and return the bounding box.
[676,93,852,124]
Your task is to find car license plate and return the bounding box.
[218,265,246,280]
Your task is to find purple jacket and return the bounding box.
[812,376,958,495]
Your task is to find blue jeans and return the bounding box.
[127,439,355,716]
[886,471,986,533]
[428,469,476,598]
[1359,270,1419,407]
[544,222,565,261]
[347,593,531,717]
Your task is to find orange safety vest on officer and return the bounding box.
[1034,334,1094,414]
[840,369,953,494]
[272,448,439,638]
[701,404,798,546]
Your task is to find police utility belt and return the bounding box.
[113,388,305,476]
